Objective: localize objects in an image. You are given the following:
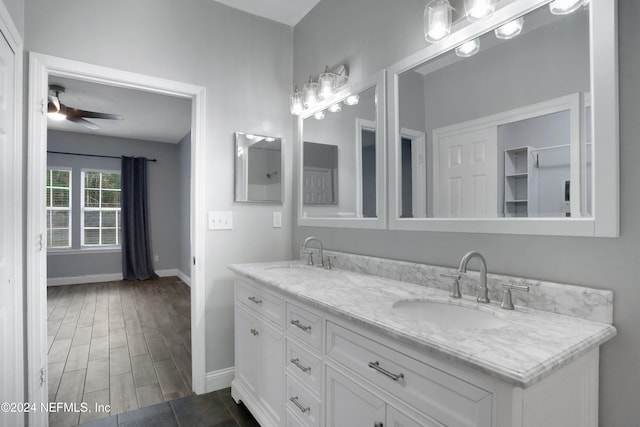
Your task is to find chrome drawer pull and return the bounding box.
[290,319,312,332]
[248,296,262,304]
[290,358,311,373]
[368,361,404,381]
[290,396,310,413]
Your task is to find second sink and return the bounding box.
[392,299,508,330]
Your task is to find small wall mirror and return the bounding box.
[234,132,283,203]
[388,0,617,236]
[298,71,386,228]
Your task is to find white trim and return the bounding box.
[27,54,207,427]
[177,270,191,287]
[0,2,23,426]
[387,0,618,237]
[205,367,235,392]
[298,70,386,229]
[399,128,427,218]
[355,118,376,217]
[47,247,121,256]
[47,273,123,287]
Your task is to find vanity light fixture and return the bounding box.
[464,0,496,22]
[328,103,342,113]
[494,17,524,39]
[314,111,325,120]
[455,38,480,57]
[344,94,360,106]
[549,0,585,15]
[424,0,452,43]
[318,66,337,100]
[303,77,319,109]
[289,87,304,116]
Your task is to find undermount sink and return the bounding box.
[392,299,508,330]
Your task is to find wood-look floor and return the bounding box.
[47,277,193,427]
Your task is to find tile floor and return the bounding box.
[77,388,259,427]
[47,277,193,426]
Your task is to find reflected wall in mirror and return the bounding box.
[301,83,378,219]
[397,3,589,219]
[234,132,283,203]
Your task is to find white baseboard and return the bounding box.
[48,268,182,286]
[205,367,235,392]
[177,270,191,287]
[47,273,123,287]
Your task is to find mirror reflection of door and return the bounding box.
[303,141,338,205]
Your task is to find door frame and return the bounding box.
[355,118,376,217]
[27,53,207,426]
[0,2,23,427]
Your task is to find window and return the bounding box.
[82,170,121,246]
[46,168,72,248]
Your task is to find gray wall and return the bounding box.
[46,130,182,278]
[3,0,24,37]
[177,132,191,280]
[26,0,294,374]
[294,0,640,425]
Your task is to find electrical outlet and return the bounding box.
[208,211,233,230]
[273,211,282,228]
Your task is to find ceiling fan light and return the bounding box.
[464,0,496,22]
[549,0,584,15]
[455,38,480,57]
[47,111,67,121]
[495,17,524,40]
[424,0,452,43]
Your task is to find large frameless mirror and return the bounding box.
[234,132,283,203]
[388,0,618,236]
[298,71,386,228]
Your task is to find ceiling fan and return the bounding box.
[47,84,124,130]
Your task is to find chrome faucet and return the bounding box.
[458,251,490,303]
[302,236,324,268]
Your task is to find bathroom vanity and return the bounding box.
[229,254,616,427]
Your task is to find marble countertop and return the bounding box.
[229,261,617,388]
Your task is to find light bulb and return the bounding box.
[495,17,524,40]
[455,38,480,57]
[47,111,66,121]
[549,0,584,15]
[344,94,360,106]
[289,88,303,115]
[265,137,275,142]
[464,0,496,22]
[303,77,319,109]
[328,103,342,113]
[424,0,452,43]
[318,66,336,100]
[314,111,325,120]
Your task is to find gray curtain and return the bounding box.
[121,156,158,281]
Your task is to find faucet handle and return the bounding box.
[439,273,462,299]
[303,250,314,266]
[324,255,336,270]
[500,283,530,310]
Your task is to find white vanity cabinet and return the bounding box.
[232,275,602,427]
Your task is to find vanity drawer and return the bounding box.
[286,301,322,351]
[236,279,283,327]
[286,339,322,396]
[285,375,322,427]
[326,321,493,427]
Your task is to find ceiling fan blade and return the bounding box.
[64,105,124,120]
[66,115,101,130]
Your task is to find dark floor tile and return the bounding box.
[117,401,173,424]
[218,393,260,427]
[77,415,118,427]
[119,412,178,427]
[171,392,234,426]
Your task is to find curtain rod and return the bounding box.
[47,151,157,162]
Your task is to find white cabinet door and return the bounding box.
[256,317,284,424]
[235,306,258,395]
[387,405,444,427]
[326,366,385,427]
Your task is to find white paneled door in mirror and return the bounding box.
[388,0,618,236]
[298,71,386,229]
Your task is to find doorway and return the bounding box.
[27,53,206,427]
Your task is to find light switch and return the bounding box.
[208,211,233,230]
[273,211,282,228]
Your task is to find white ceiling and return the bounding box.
[47,76,192,144]
[213,0,321,26]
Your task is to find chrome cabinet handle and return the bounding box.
[290,396,310,413]
[290,319,312,332]
[248,296,262,304]
[368,361,404,381]
[290,358,311,373]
